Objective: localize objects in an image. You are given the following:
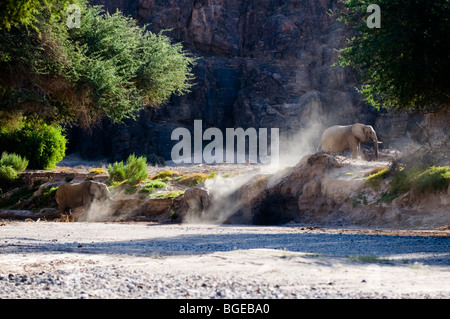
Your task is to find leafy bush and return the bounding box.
[0,121,66,169]
[0,165,18,184]
[108,161,126,183]
[124,154,148,185]
[0,152,28,172]
[379,165,450,203]
[0,152,29,188]
[413,166,450,194]
[108,154,148,185]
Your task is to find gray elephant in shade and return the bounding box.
[55,180,113,220]
[319,123,381,160]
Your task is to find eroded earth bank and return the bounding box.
[0,152,449,299]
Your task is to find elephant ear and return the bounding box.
[351,124,366,142]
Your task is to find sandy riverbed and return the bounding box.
[0,221,448,299]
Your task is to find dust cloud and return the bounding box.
[184,115,327,224]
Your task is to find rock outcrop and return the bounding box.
[179,153,450,229]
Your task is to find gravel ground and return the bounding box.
[0,221,449,299]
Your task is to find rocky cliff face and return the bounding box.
[71,0,420,162]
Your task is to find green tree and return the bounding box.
[335,0,450,113]
[0,2,196,128]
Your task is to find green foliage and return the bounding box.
[151,170,180,180]
[33,186,58,208]
[0,120,66,169]
[0,152,28,172]
[108,154,148,185]
[139,180,168,194]
[0,151,29,190]
[108,161,126,183]
[124,154,148,185]
[0,2,196,128]
[166,190,185,199]
[413,166,450,194]
[335,0,450,113]
[379,165,450,202]
[0,165,18,188]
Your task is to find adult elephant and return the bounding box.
[55,180,113,220]
[319,123,381,159]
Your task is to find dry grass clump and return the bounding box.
[177,172,216,187]
[151,170,180,180]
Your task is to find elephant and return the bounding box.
[319,123,381,159]
[55,180,113,220]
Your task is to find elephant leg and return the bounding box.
[70,208,85,222]
[59,205,69,221]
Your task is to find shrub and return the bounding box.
[124,154,148,185]
[0,121,66,169]
[0,152,28,172]
[0,152,28,188]
[412,166,450,194]
[379,165,450,203]
[0,165,18,183]
[108,161,126,183]
[108,154,148,185]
